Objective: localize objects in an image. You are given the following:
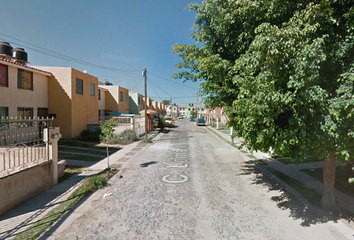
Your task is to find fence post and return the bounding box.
[131,117,134,131]
[48,127,61,185]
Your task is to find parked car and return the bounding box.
[153,116,159,121]
[196,118,206,126]
[164,117,175,127]
[190,116,195,121]
[179,115,184,119]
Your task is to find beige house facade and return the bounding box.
[0,58,51,119]
[34,66,99,139]
[98,87,108,119]
[99,85,129,114]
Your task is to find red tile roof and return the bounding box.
[0,57,51,75]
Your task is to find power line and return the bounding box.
[148,96,197,98]
[0,33,142,79]
[148,78,174,98]
[147,77,163,101]
[149,72,199,90]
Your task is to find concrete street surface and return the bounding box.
[45,120,353,239]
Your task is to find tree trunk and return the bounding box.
[321,152,337,210]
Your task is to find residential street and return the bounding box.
[53,120,352,240]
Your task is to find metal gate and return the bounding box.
[0,117,53,178]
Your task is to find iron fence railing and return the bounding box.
[0,117,54,178]
[0,117,53,146]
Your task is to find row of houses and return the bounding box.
[0,42,168,139]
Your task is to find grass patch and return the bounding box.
[59,139,98,148]
[131,147,142,152]
[247,154,256,159]
[59,145,119,155]
[117,157,129,162]
[273,156,322,165]
[59,139,121,150]
[273,170,322,206]
[255,159,268,165]
[140,137,152,143]
[58,165,84,183]
[59,146,107,156]
[302,166,354,198]
[13,170,114,240]
[107,129,137,145]
[110,163,122,169]
[58,153,103,162]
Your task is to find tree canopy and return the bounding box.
[162,99,171,105]
[173,0,354,209]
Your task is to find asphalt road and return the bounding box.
[56,120,352,240]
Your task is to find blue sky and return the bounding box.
[0,0,203,107]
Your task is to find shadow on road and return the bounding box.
[140,161,158,168]
[239,161,354,227]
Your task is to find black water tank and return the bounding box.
[0,42,13,57]
[13,48,28,62]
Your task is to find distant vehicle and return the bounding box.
[153,116,159,121]
[164,117,175,127]
[179,115,184,119]
[190,116,195,121]
[196,118,206,126]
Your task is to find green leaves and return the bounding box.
[173,0,354,162]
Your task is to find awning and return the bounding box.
[109,111,135,117]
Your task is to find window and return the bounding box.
[98,89,101,100]
[90,83,95,96]
[0,63,8,87]
[17,107,33,118]
[0,107,8,129]
[18,69,33,90]
[120,91,123,101]
[76,78,83,95]
[138,96,141,104]
[125,93,127,102]
[0,107,8,118]
[37,108,48,118]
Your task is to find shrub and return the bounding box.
[100,119,117,142]
[76,129,101,142]
[157,115,165,130]
[108,129,137,145]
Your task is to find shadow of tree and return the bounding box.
[239,161,354,227]
[140,161,157,168]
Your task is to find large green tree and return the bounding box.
[173,0,354,209]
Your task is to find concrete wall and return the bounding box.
[0,64,49,117]
[0,161,53,216]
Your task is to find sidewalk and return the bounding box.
[206,126,354,216]
[0,131,158,239]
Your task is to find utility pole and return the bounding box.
[143,68,147,139]
[170,98,172,117]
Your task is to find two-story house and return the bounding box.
[0,47,51,119]
[34,66,99,139]
[99,85,129,114]
[129,92,143,115]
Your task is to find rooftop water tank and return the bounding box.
[12,47,28,64]
[0,42,13,59]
